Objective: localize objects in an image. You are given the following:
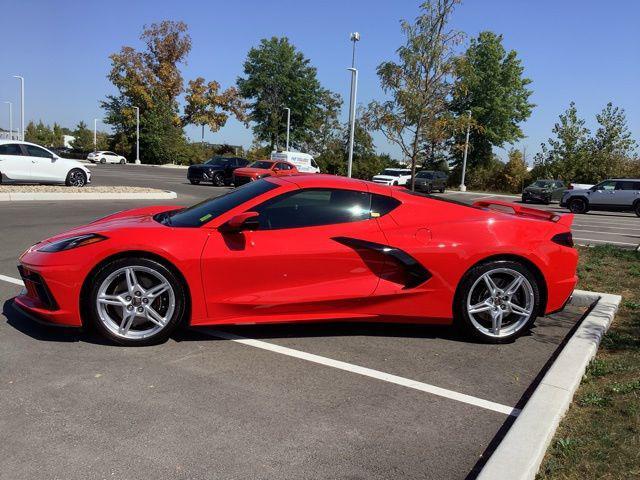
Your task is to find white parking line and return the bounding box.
[573,228,639,238]
[0,274,23,286]
[203,328,521,417]
[574,224,640,232]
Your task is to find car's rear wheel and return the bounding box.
[65,168,87,187]
[88,257,186,346]
[568,197,588,214]
[213,172,225,187]
[454,260,540,343]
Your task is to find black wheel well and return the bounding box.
[79,250,192,326]
[569,195,589,206]
[455,254,548,317]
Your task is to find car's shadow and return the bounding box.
[2,298,548,347]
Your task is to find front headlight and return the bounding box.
[38,234,107,252]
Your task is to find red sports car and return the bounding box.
[232,160,298,187]
[15,175,578,346]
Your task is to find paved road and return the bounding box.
[0,166,592,479]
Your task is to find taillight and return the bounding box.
[552,232,574,247]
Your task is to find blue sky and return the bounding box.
[0,0,638,163]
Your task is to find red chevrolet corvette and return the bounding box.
[15,175,577,346]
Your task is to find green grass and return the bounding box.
[538,245,640,479]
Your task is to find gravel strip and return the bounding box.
[0,186,164,193]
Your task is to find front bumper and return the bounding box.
[14,260,84,327]
[522,191,550,202]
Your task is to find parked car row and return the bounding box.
[371,168,449,193]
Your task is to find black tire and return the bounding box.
[100,157,106,164]
[213,172,225,187]
[453,260,540,344]
[393,181,398,186]
[189,179,200,185]
[119,158,126,165]
[426,183,433,194]
[568,197,588,214]
[439,186,445,193]
[634,201,640,217]
[521,196,528,203]
[65,168,87,187]
[87,257,187,346]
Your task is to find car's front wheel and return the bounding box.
[65,169,87,187]
[100,157,106,164]
[213,172,225,187]
[119,158,126,165]
[88,257,186,346]
[568,197,588,214]
[454,260,540,343]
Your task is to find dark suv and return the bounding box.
[187,156,249,186]
[522,179,566,204]
[412,170,448,193]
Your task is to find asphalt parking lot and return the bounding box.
[0,166,612,479]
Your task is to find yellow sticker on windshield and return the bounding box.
[199,213,212,222]
[371,212,380,218]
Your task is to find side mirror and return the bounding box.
[51,155,59,161]
[220,211,260,234]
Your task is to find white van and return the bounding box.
[271,150,319,173]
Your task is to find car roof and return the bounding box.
[0,139,50,148]
[276,173,374,190]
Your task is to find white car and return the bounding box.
[372,168,412,186]
[0,140,91,187]
[87,151,127,164]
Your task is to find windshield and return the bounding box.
[416,171,434,179]
[205,157,229,166]
[249,161,274,169]
[531,180,554,188]
[381,169,408,176]
[158,179,279,227]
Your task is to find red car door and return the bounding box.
[200,187,388,323]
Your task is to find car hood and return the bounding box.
[373,175,402,181]
[58,157,91,171]
[566,188,590,195]
[39,206,181,244]
[234,167,270,176]
[189,164,224,171]
[524,186,551,193]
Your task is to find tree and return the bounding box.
[451,31,534,170]
[102,21,240,164]
[71,121,94,152]
[363,0,462,190]
[500,148,529,192]
[238,37,339,151]
[532,102,590,181]
[587,103,637,180]
[25,121,54,146]
[183,78,246,141]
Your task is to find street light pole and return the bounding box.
[347,32,360,178]
[459,110,472,192]
[93,118,98,152]
[3,102,12,139]
[12,76,24,141]
[133,106,140,164]
[284,107,290,151]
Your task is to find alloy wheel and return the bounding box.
[96,266,175,340]
[69,170,86,187]
[466,268,534,339]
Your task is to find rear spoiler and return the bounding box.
[472,199,574,227]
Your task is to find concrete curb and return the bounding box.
[477,289,622,480]
[0,190,177,201]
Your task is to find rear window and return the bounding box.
[249,161,274,169]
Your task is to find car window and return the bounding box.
[24,145,52,158]
[276,162,292,170]
[249,161,274,169]
[163,179,280,227]
[555,181,564,188]
[253,188,373,230]
[616,181,638,191]
[0,143,23,156]
[311,159,318,169]
[595,180,616,191]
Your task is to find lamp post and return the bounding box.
[284,107,290,151]
[459,110,472,192]
[346,32,360,178]
[93,118,99,152]
[12,76,24,141]
[3,102,12,139]
[133,106,140,164]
